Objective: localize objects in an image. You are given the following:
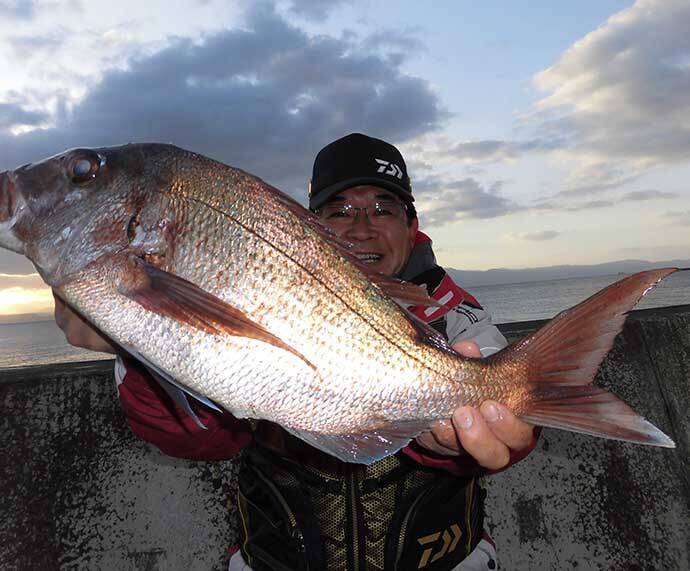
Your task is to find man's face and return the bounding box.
[317,185,418,277]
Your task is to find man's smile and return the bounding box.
[355,252,383,264]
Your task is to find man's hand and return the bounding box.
[53,291,117,354]
[415,340,535,470]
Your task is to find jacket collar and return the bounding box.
[400,231,437,281]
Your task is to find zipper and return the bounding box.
[252,466,307,555]
[304,462,341,482]
[346,465,361,571]
[237,491,253,565]
[464,478,475,555]
[394,486,434,570]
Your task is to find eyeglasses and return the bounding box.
[316,200,407,226]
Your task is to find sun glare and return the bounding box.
[0,286,54,315]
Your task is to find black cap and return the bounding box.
[308,133,413,211]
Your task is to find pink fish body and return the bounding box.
[0,144,676,463]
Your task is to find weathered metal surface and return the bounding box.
[1,305,688,570]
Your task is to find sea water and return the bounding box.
[0,272,688,369]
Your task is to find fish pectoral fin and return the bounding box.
[121,256,315,369]
[283,420,432,464]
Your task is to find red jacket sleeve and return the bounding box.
[116,359,252,460]
[401,428,541,477]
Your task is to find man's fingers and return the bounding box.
[417,402,536,466]
[53,291,67,324]
[452,340,482,358]
[479,401,535,451]
[52,290,64,307]
[452,406,510,470]
[429,419,463,454]
[51,291,117,354]
[415,428,460,456]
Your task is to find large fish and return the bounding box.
[0,143,676,463]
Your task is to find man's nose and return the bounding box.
[343,209,377,240]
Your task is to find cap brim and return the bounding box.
[309,177,414,210]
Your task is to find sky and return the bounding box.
[0,0,688,315]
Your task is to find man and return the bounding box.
[55,133,536,570]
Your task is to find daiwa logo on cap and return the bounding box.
[375,158,403,179]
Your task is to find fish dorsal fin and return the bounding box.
[283,420,433,464]
[403,306,458,354]
[268,183,440,308]
[377,278,444,307]
[121,256,315,369]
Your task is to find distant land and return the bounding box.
[446,259,690,287]
[0,259,688,324]
[0,313,52,325]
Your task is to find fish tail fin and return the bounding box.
[495,268,676,448]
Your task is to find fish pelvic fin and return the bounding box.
[283,420,432,464]
[121,256,316,370]
[118,342,223,430]
[492,268,677,448]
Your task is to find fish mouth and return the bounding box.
[0,172,17,224]
[355,252,383,264]
[0,171,27,255]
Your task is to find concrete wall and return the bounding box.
[1,305,688,570]
[487,305,690,570]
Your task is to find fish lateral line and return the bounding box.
[156,185,457,377]
[157,185,439,303]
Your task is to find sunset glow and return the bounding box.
[0,286,53,315]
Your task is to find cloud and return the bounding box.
[514,230,560,242]
[0,0,37,20]
[530,0,690,173]
[0,4,444,199]
[615,243,690,259]
[542,189,675,212]
[621,190,676,201]
[555,163,642,196]
[414,176,520,227]
[432,1,690,197]
[287,0,349,21]
[464,165,487,176]
[362,27,426,57]
[0,102,48,130]
[0,0,75,20]
[436,139,557,163]
[0,273,52,315]
[0,284,53,315]
[7,33,65,60]
[565,199,615,212]
[0,272,45,289]
[0,250,34,275]
[661,210,690,226]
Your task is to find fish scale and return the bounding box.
[155,173,463,422]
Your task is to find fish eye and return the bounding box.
[69,152,105,184]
